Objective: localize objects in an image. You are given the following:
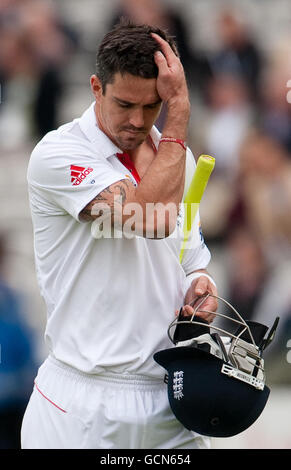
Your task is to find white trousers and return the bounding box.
[21,355,211,449]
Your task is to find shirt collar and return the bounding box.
[79,101,161,158]
[149,125,161,151]
[78,102,121,159]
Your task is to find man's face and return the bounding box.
[91,72,162,151]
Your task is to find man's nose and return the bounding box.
[129,107,144,128]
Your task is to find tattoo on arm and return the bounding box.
[113,182,129,205]
[79,179,133,222]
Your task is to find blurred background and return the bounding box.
[0,0,290,449]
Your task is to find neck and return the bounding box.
[94,103,113,142]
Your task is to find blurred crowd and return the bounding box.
[0,234,37,448]
[0,0,78,143]
[0,0,291,448]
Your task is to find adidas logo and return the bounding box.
[70,165,93,185]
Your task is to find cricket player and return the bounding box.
[21,21,218,449]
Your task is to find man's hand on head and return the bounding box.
[151,33,190,120]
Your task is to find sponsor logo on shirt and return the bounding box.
[70,165,93,185]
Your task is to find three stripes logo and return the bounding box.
[70,165,93,186]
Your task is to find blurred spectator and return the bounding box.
[206,8,264,104]
[187,71,254,243]
[224,225,269,322]
[201,72,255,182]
[229,130,291,266]
[259,35,291,153]
[0,234,37,448]
[0,0,79,143]
[192,7,265,184]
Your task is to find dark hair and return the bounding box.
[96,19,178,92]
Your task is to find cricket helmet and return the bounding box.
[154,294,279,438]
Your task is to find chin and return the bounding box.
[117,136,145,151]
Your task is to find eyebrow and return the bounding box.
[113,96,162,107]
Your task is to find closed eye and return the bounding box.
[119,103,131,108]
[145,102,161,109]
[114,98,133,108]
[114,97,161,109]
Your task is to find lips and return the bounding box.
[122,128,145,134]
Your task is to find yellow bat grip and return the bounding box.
[180,155,215,263]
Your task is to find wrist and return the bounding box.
[167,96,190,116]
[164,101,190,140]
[162,121,188,142]
[184,271,217,293]
[159,137,187,151]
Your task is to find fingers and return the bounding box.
[194,276,210,296]
[181,297,217,323]
[153,50,171,76]
[182,275,218,323]
[196,295,218,323]
[150,32,188,108]
[151,32,177,67]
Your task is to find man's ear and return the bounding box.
[90,75,103,101]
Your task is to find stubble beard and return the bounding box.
[114,132,146,151]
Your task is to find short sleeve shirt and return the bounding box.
[27,102,211,378]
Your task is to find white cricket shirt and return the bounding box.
[27,102,211,378]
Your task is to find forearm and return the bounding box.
[133,100,190,211]
[163,96,190,141]
[136,143,186,207]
